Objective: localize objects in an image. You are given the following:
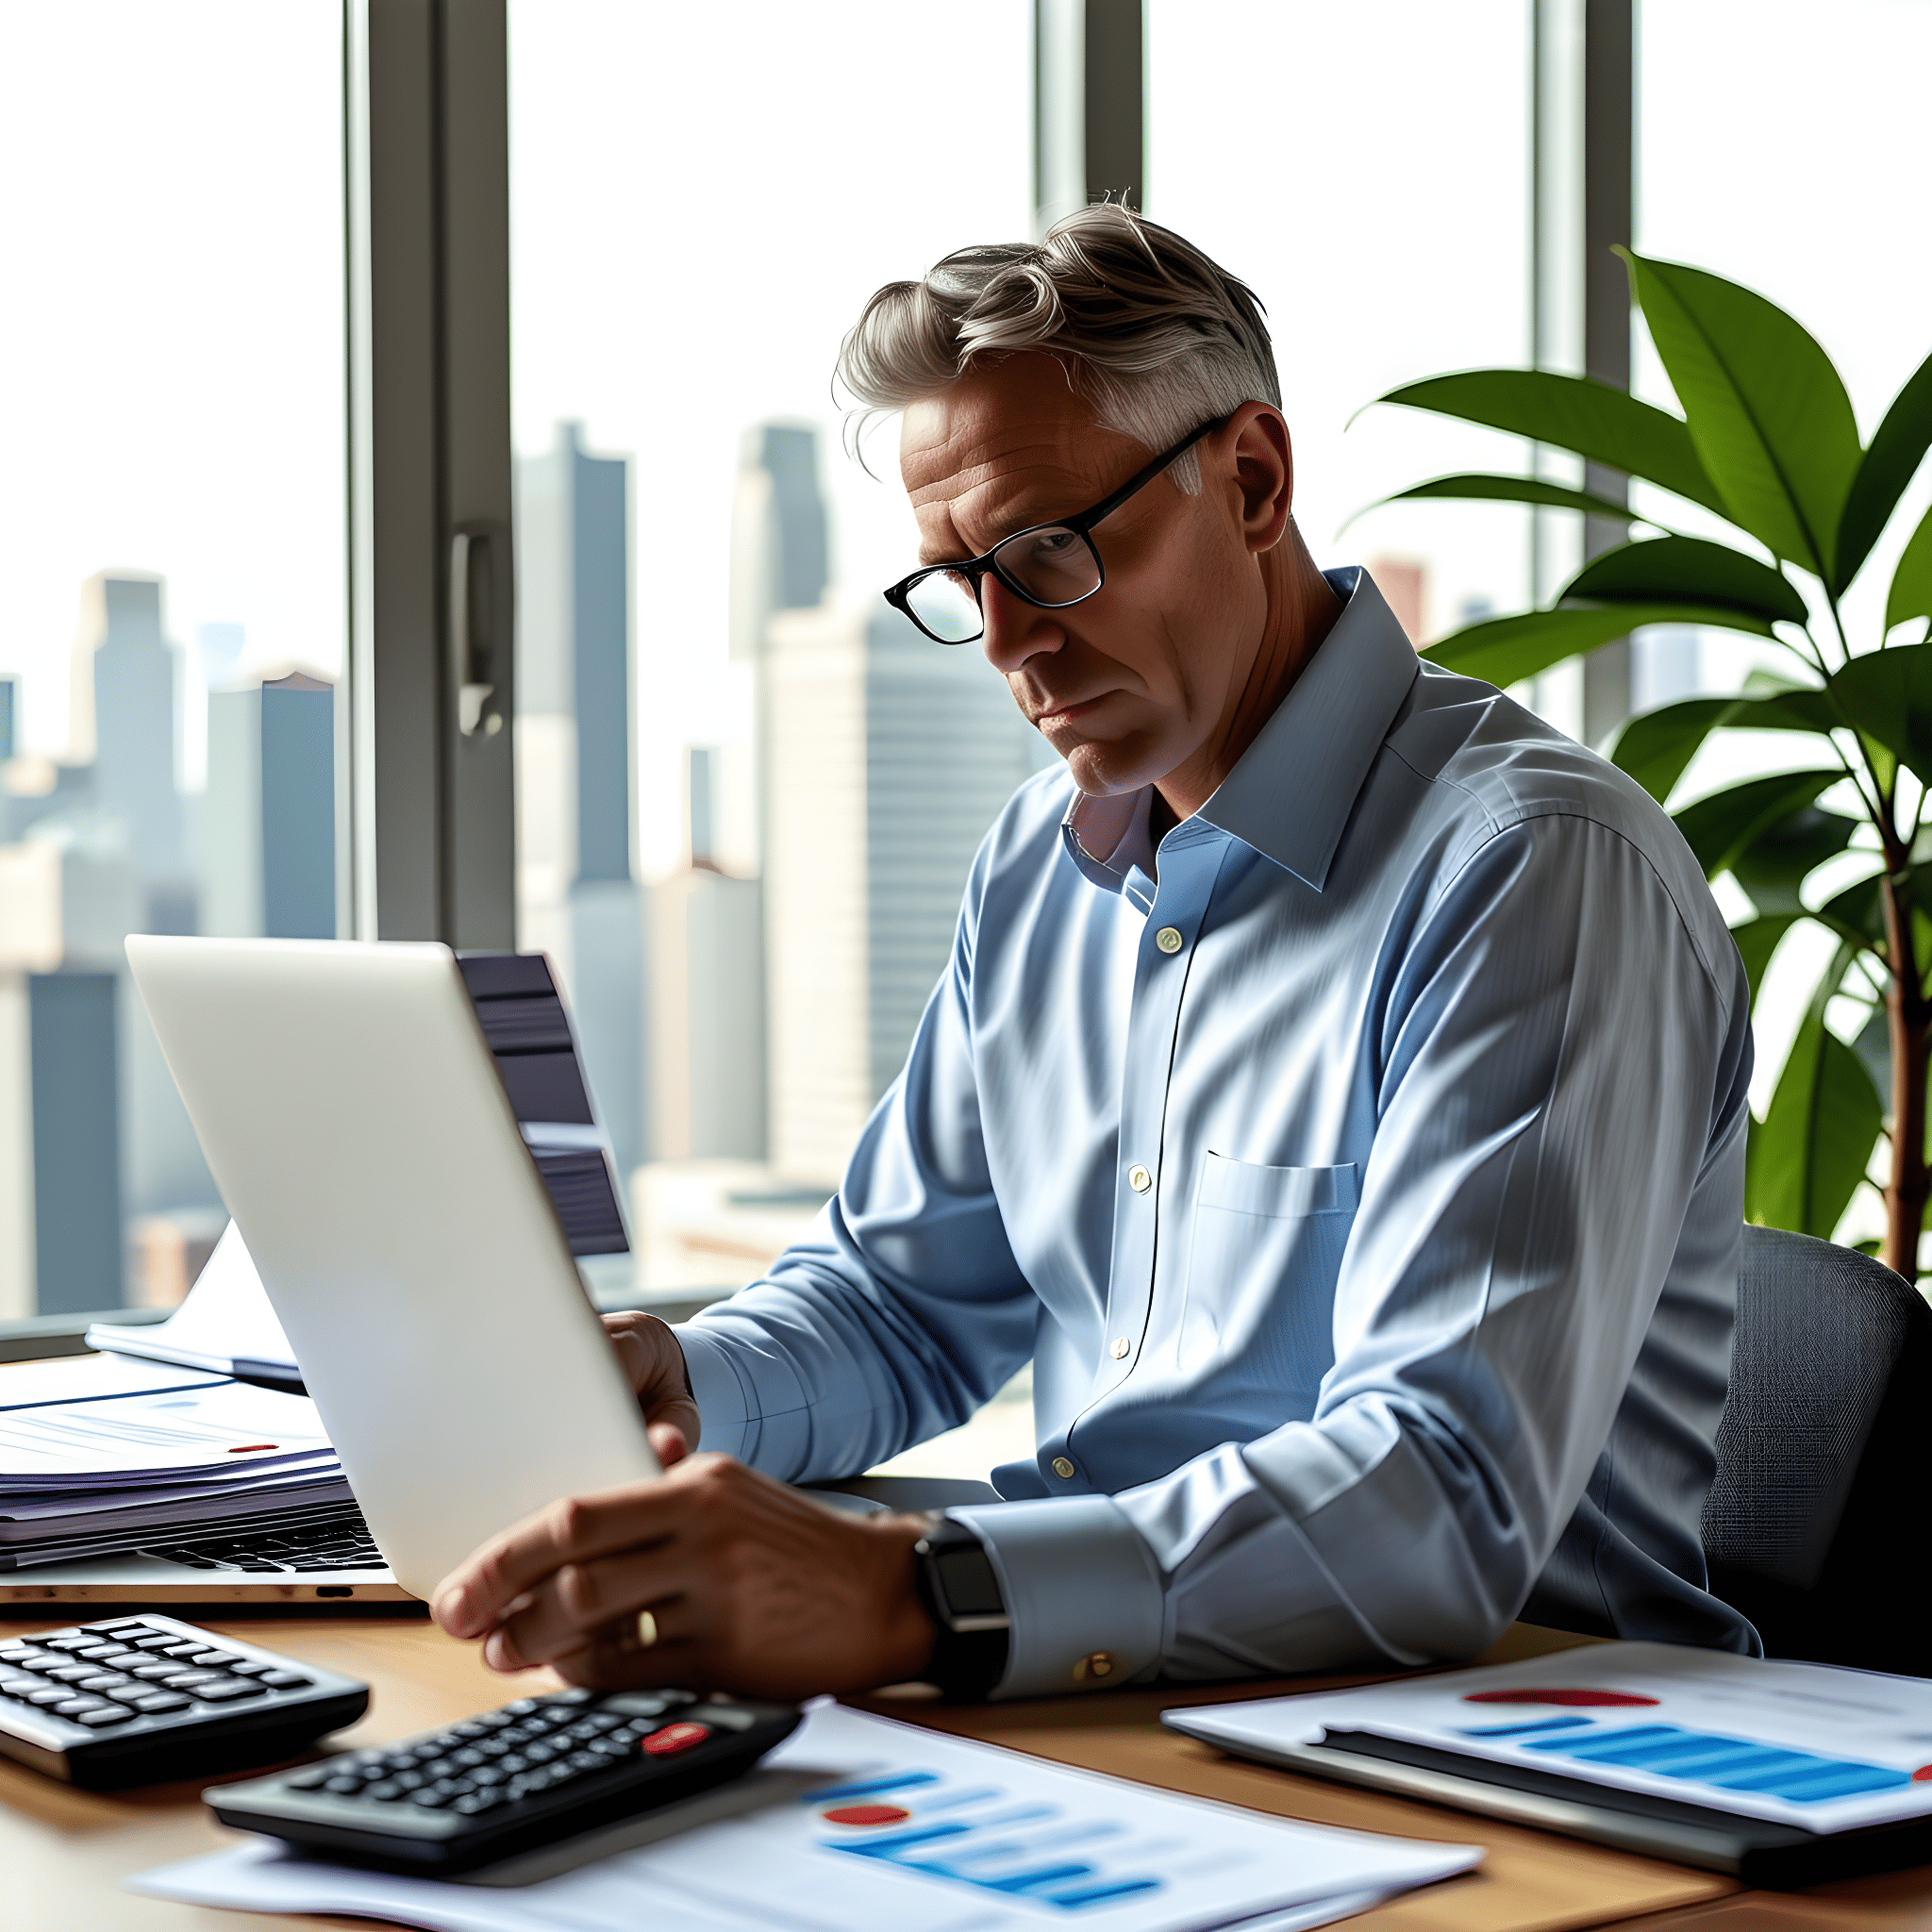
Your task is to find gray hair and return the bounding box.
[837,204,1279,495]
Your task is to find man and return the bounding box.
[432,207,1757,1701]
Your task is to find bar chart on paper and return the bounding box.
[128,1702,1483,1932]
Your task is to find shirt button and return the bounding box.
[1154,926,1183,954]
[1127,1164,1152,1193]
[1050,1456,1076,1480]
[1108,1337,1130,1360]
[1074,1651,1118,1683]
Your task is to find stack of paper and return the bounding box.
[0,1354,351,1568]
[132,1701,1481,1931]
[1166,1642,1932,1837]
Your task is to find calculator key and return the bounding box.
[73,1707,136,1728]
[364,1780,406,1802]
[259,1671,312,1690]
[452,1790,507,1814]
[75,1674,138,1693]
[42,1635,98,1653]
[193,1680,268,1702]
[23,1688,72,1707]
[226,1659,277,1677]
[642,1722,712,1757]
[408,1787,454,1808]
[131,1692,193,1713]
[284,1767,333,1790]
[160,1670,225,1689]
[53,1697,111,1717]
[322,1774,366,1795]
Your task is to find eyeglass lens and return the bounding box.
[905,525,1101,642]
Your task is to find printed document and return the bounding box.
[130,1700,1480,1931]
[1166,1641,1932,1835]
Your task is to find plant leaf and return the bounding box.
[1853,1005,1891,1122]
[1730,913,1796,1009]
[1423,602,1775,689]
[1610,689,1839,805]
[1837,347,1932,593]
[1374,370,1726,513]
[1564,535,1810,626]
[1624,250,1861,581]
[1347,473,1643,532]
[1747,987,1883,1240]
[1730,805,1857,917]
[1829,642,1932,782]
[1818,871,1888,952]
[1673,770,1839,879]
[1886,502,1932,636]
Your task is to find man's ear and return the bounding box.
[1224,404,1293,556]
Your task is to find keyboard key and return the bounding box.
[226,1660,278,1677]
[53,1697,112,1717]
[42,1635,99,1653]
[160,1671,225,1689]
[194,1680,268,1703]
[452,1790,507,1814]
[75,1674,137,1693]
[284,1767,333,1790]
[73,1707,136,1728]
[409,1787,454,1808]
[23,1688,72,1707]
[259,1671,312,1690]
[322,1775,366,1795]
[131,1693,192,1713]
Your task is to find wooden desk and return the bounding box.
[1,1609,1925,1932]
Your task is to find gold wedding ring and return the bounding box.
[634,1608,659,1651]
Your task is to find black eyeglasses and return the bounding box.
[884,414,1233,645]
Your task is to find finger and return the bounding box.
[609,1325,652,1397]
[648,1420,690,1467]
[484,1543,694,1671]
[432,1482,686,1637]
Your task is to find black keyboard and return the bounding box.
[210,1684,801,1873]
[0,1614,368,1789]
[139,1503,387,1574]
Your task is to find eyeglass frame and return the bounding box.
[883,412,1235,645]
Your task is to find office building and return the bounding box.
[649,747,764,1162]
[202,670,336,941]
[761,599,1049,1182]
[70,573,189,905]
[515,421,646,1175]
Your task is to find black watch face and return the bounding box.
[934,1546,1004,1621]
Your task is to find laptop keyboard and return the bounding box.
[138,1505,386,1574]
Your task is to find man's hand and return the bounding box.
[430,1457,938,1700]
[600,1310,701,1468]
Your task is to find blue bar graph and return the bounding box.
[1514,1724,1912,1802]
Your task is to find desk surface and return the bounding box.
[1,1608,1926,1932]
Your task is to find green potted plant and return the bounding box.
[1366,252,1932,1275]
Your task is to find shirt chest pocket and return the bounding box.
[1178,1154,1360,1395]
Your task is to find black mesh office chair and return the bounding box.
[1702,1224,1932,1676]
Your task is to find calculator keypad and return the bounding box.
[0,1618,315,1731]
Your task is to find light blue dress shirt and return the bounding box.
[676,566,1759,1696]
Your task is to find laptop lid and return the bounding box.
[125,936,661,1601]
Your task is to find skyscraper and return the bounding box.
[515,422,646,1175]
[649,747,764,1161]
[70,573,188,902]
[761,599,1049,1182]
[202,670,336,941]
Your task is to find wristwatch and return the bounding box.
[911,1518,1009,1701]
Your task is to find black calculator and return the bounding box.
[209,1684,801,1873]
[0,1613,368,1790]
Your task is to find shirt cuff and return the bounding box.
[948,1494,1165,1699]
[671,1323,755,1459]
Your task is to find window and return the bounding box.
[507,0,1039,1312]
[0,2,346,1320]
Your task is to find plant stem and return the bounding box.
[1880,864,1929,1278]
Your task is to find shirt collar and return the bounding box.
[1060,565,1422,898]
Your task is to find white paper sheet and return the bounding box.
[0,1353,226,1411]
[130,1701,1480,1932]
[1165,1641,1932,1835]
[0,1380,331,1482]
[86,1221,300,1378]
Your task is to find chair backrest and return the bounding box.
[1702,1224,1932,1674]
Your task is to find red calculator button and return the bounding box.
[642,1721,712,1757]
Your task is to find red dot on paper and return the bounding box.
[1911,1766,1932,1782]
[1463,1689,1660,1707]
[822,1804,912,1827]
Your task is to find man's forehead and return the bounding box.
[898,368,1140,554]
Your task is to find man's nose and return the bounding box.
[979,574,1064,676]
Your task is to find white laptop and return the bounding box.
[119,936,662,1604]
